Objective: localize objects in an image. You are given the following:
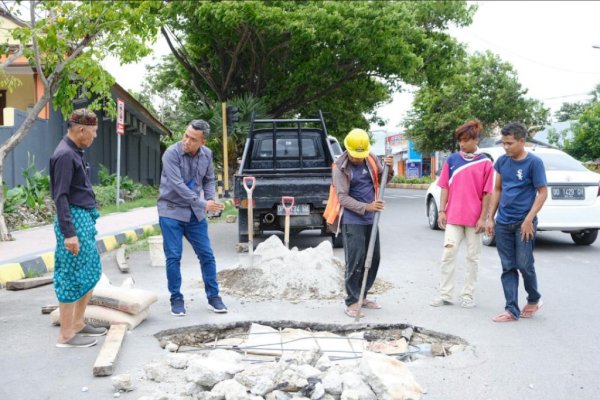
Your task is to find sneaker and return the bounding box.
[429,297,453,307]
[460,298,476,309]
[76,324,108,337]
[56,335,98,348]
[170,299,186,316]
[207,296,228,313]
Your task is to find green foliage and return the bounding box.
[563,102,600,161]
[6,1,163,119]
[2,156,49,214]
[21,154,50,208]
[2,184,26,214]
[404,51,550,154]
[391,176,433,185]
[554,102,588,122]
[151,1,475,141]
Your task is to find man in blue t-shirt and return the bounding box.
[485,122,548,323]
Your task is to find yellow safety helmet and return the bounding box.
[344,128,370,159]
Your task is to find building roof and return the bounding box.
[112,83,171,137]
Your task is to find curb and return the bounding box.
[0,223,160,287]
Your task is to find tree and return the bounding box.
[404,51,549,154]
[563,103,600,161]
[152,1,475,139]
[554,102,587,122]
[0,1,162,241]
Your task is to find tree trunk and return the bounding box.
[0,90,52,241]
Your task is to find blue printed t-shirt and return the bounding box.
[494,152,547,224]
[343,161,375,225]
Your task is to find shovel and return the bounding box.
[281,196,295,249]
[242,176,256,265]
[355,143,392,322]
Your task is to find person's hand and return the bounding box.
[485,219,495,238]
[383,156,394,168]
[438,211,447,229]
[475,217,486,234]
[64,236,80,256]
[520,219,535,241]
[206,200,225,213]
[366,200,385,212]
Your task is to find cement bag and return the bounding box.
[50,305,149,330]
[89,284,157,315]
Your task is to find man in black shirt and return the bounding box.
[49,108,107,348]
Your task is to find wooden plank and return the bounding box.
[6,276,53,290]
[41,305,59,314]
[116,245,129,273]
[93,324,128,377]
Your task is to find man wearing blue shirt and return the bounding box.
[158,120,227,316]
[486,122,548,323]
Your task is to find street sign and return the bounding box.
[116,98,125,135]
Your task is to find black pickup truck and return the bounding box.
[233,112,343,247]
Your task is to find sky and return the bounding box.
[102,1,600,132]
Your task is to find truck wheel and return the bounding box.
[571,229,598,245]
[238,210,248,243]
[332,234,344,248]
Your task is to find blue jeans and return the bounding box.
[159,213,220,302]
[495,219,541,319]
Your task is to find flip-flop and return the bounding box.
[362,299,382,309]
[520,300,543,318]
[345,307,365,318]
[492,311,517,323]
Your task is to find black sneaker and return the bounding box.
[207,296,228,313]
[170,299,186,316]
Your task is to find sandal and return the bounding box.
[345,307,365,318]
[521,300,543,318]
[362,299,382,309]
[492,311,517,323]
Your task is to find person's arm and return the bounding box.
[521,186,547,241]
[52,155,76,238]
[476,193,491,233]
[438,188,449,229]
[485,173,502,237]
[201,150,224,212]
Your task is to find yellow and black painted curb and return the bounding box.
[0,223,160,287]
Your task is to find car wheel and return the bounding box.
[570,229,598,245]
[482,230,496,247]
[427,199,441,230]
[332,234,344,248]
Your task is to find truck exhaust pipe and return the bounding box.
[264,213,276,224]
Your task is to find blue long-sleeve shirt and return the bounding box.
[157,142,217,222]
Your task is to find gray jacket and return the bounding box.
[157,142,217,222]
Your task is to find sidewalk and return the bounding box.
[0,207,159,285]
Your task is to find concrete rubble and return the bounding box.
[218,235,392,302]
[132,346,424,400]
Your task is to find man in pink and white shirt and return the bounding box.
[430,119,494,309]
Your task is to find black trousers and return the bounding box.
[342,224,380,306]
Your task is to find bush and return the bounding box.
[391,175,433,184]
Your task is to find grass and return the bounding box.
[99,196,158,215]
[24,270,45,279]
[124,226,161,257]
[391,175,433,184]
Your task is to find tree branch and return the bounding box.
[29,1,49,89]
[161,25,216,103]
[0,45,23,68]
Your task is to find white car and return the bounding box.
[425,146,600,245]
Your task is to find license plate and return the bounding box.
[277,204,310,216]
[551,186,585,200]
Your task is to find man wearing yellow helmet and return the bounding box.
[330,128,394,318]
